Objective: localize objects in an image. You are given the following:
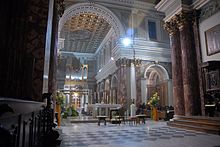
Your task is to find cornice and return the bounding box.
[95,28,114,55]
[155,0,191,22]
[192,0,211,10]
[60,51,96,59]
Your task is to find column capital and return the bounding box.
[133,59,142,67]
[163,20,178,36]
[176,11,193,30]
[116,58,131,67]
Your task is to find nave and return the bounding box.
[60,120,220,147]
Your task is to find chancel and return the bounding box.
[0,0,220,147]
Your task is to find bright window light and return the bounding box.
[122,37,131,46]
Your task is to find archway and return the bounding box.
[105,79,110,103]
[111,75,118,104]
[144,63,172,107]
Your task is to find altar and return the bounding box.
[89,103,121,118]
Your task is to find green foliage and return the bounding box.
[62,106,79,118]
[147,92,160,107]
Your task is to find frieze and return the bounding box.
[200,0,220,22]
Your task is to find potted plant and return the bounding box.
[54,91,65,126]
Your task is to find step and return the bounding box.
[168,121,220,135]
[172,119,220,129]
[174,115,220,123]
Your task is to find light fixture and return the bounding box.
[122,37,132,47]
[111,57,114,60]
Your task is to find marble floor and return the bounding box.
[60,120,220,147]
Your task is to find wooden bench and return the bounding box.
[97,116,107,126]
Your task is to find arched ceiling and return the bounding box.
[60,12,111,53]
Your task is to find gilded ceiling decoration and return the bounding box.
[60,12,111,53]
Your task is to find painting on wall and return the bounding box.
[205,70,220,91]
[205,23,220,56]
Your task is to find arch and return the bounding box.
[144,63,169,81]
[144,63,171,107]
[105,79,110,91]
[111,75,118,88]
[59,2,125,37]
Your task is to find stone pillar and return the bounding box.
[192,11,205,116]
[48,0,64,95]
[108,75,112,104]
[164,21,185,116]
[0,0,55,101]
[141,78,147,104]
[176,12,201,116]
[135,59,142,106]
[116,58,130,107]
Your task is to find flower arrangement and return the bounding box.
[54,91,65,105]
[147,92,160,107]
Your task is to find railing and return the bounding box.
[0,98,56,147]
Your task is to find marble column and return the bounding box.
[176,12,201,116]
[164,21,185,116]
[108,75,112,104]
[135,59,142,106]
[116,58,130,107]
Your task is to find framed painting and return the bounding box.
[205,23,220,56]
[205,70,220,91]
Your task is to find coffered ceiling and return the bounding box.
[60,12,111,53]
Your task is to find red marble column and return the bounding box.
[164,21,185,116]
[177,12,201,116]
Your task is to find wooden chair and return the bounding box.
[117,107,126,124]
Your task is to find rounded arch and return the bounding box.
[144,63,171,107]
[59,2,125,37]
[144,63,169,82]
[111,75,118,88]
[105,79,110,91]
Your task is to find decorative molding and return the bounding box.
[95,59,117,83]
[95,28,114,55]
[155,0,191,22]
[199,0,220,22]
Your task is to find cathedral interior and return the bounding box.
[0,0,220,147]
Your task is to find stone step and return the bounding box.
[172,119,220,129]
[168,121,220,135]
[168,116,220,135]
